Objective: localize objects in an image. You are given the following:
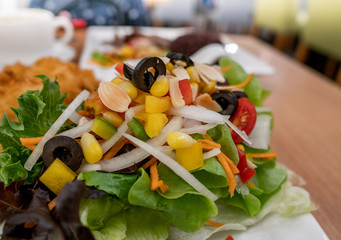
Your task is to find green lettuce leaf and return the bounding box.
[79,195,125,231]
[78,171,139,199]
[128,168,217,232]
[219,57,269,106]
[191,157,228,188]
[0,76,66,186]
[207,124,239,165]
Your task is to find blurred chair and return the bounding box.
[252,0,301,52]
[294,0,341,82]
[209,0,254,34]
[150,0,196,27]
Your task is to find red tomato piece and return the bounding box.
[230,98,257,144]
[237,148,256,184]
[115,61,124,75]
[178,79,193,105]
[225,235,234,240]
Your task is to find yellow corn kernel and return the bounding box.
[202,80,217,93]
[119,45,134,58]
[166,62,175,73]
[118,81,138,100]
[237,144,245,151]
[111,77,124,85]
[134,91,150,104]
[145,95,171,113]
[186,66,200,83]
[150,76,169,97]
[167,131,196,149]
[135,112,168,138]
[81,132,103,164]
[102,111,123,128]
[176,142,203,171]
[39,158,77,195]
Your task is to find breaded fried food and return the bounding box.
[0,57,99,120]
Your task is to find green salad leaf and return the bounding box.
[207,124,239,165]
[219,57,269,106]
[77,171,139,199]
[0,76,66,186]
[128,168,218,232]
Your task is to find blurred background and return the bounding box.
[1,0,341,84]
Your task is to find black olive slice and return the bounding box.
[43,136,83,171]
[166,52,194,67]
[211,90,238,116]
[123,63,134,80]
[232,90,248,99]
[132,57,166,92]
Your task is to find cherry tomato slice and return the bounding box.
[178,79,193,105]
[230,98,257,144]
[115,61,124,75]
[237,148,256,184]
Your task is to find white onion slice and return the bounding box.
[244,114,272,149]
[99,116,183,172]
[169,105,225,124]
[58,119,94,139]
[24,90,90,170]
[235,175,250,196]
[68,111,83,124]
[179,123,217,135]
[203,148,221,160]
[123,133,218,202]
[182,118,201,128]
[247,159,257,169]
[223,116,252,145]
[100,105,145,154]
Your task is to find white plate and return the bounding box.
[190,42,275,75]
[208,213,328,240]
[0,42,75,70]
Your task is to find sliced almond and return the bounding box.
[169,76,185,108]
[194,93,223,112]
[172,66,190,80]
[195,63,225,83]
[98,81,131,112]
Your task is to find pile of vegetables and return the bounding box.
[0,55,315,240]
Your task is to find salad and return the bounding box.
[0,53,315,240]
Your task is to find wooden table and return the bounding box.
[71,29,341,239]
[228,34,341,240]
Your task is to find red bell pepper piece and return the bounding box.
[178,79,192,105]
[237,148,256,184]
[115,61,124,75]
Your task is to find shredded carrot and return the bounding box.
[48,197,57,210]
[247,182,255,188]
[197,139,221,150]
[142,157,157,169]
[150,161,168,193]
[23,144,36,151]
[218,152,239,174]
[213,73,255,93]
[233,73,254,89]
[206,220,223,228]
[249,152,277,160]
[77,110,90,117]
[20,136,43,145]
[217,152,236,197]
[158,180,169,193]
[220,65,232,73]
[202,134,214,141]
[102,137,130,160]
